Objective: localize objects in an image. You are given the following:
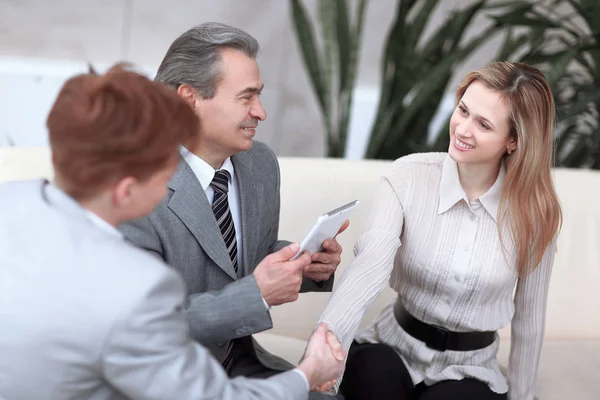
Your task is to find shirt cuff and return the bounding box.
[291,368,310,392]
[261,295,271,311]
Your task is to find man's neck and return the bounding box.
[188,144,229,170]
[456,161,500,202]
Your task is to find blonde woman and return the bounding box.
[317,62,562,400]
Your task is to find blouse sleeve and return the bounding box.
[507,238,557,400]
[317,165,411,393]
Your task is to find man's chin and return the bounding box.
[238,137,254,151]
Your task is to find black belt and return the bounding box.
[393,299,496,352]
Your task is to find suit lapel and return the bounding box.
[232,151,264,276]
[167,159,237,280]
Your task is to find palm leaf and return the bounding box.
[334,0,351,97]
[290,0,327,115]
[338,0,367,155]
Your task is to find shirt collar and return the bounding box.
[180,146,235,190]
[437,155,505,222]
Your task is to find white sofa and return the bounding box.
[1,147,599,399]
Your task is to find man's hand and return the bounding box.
[298,323,345,391]
[253,243,311,307]
[303,220,350,282]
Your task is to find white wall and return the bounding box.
[0,56,156,146]
[0,0,503,156]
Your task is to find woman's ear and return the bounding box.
[508,134,517,153]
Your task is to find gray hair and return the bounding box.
[155,22,259,98]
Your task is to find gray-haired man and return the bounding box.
[120,22,346,399]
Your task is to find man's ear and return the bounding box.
[177,84,200,110]
[112,176,137,208]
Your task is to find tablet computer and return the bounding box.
[290,200,359,260]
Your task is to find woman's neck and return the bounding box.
[457,161,501,202]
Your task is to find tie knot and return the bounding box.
[211,170,231,194]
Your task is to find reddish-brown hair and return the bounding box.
[47,63,199,200]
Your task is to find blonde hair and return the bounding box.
[455,61,562,276]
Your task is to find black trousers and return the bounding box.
[340,341,507,400]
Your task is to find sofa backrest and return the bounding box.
[1,147,599,341]
[0,147,53,182]
[276,157,600,342]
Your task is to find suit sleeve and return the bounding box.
[101,265,309,400]
[185,273,273,342]
[120,217,274,343]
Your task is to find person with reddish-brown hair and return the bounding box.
[0,64,345,400]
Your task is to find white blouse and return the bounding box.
[319,152,556,400]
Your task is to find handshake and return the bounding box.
[252,241,350,392]
[298,322,346,393]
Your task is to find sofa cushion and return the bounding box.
[255,332,307,366]
[496,340,600,400]
[255,332,600,400]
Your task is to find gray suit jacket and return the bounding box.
[0,179,308,400]
[120,141,334,368]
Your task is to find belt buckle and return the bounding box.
[426,325,449,352]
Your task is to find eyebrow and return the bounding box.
[236,84,264,97]
[459,101,496,129]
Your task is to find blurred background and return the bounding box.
[1,0,598,168]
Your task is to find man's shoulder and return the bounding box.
[0,179,56,235]
[0,178,44,208]
[248,140,276,157]
[245,140,278,166]
[69,219,173,282]
[75,232,184,311]
[101,240,183,295]
[2,198,180,307]
[233,140,280,180]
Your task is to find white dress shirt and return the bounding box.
[318,152,556,400]
[180,147,243,264]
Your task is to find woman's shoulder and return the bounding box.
[387,152,447,177]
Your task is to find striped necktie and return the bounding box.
[210,170,238,273]
[211,169,238,371]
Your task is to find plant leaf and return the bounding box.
[334,0,351,97]
[290,0,328,116]
[338,0,368,157]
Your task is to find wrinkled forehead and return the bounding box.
[216,48,263,93]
